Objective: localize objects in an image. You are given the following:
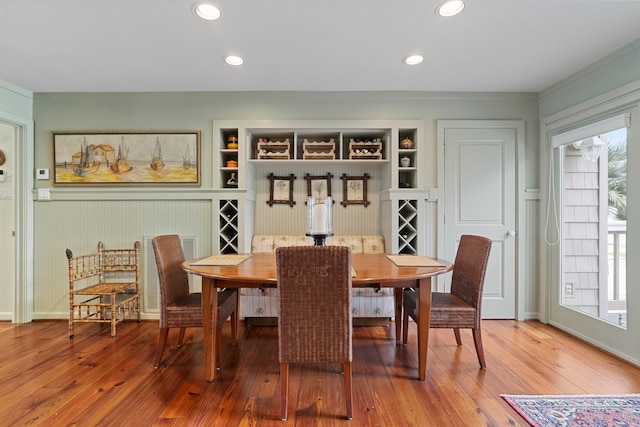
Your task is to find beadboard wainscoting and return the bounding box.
[33,198,212,319]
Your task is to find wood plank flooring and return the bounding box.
[1,319,640,426]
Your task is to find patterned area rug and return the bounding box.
[501,394,640,427]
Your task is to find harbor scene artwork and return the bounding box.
[53,131,200,185]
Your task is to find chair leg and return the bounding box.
[453,328,462,346]
[154,328,169,368]
[215,325,222,370]
[69,311,74,338]
[472,328,487,369]
[280,363,289,421]
[343,361,353,420]
[402,311,409,344]
[110,293,117,338]
[177,328,186,347]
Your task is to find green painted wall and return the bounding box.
[31,91,540,317]
[539,39,640,118]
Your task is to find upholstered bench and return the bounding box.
[242,235,394,325]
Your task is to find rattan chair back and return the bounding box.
[448,234,492,327]
[402,234,492,369]
[152,234,195,329]
[151,234,238,368]
[276,245,353,420]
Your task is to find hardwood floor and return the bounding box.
[1,319,640,426]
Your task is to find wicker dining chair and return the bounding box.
[152,234,238,369]
[276,246,353,421]
[402,234,492,369]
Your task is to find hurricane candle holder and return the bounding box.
[306,196,333,245]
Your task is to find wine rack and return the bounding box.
[398,199,418,254]
[219,199,239,254]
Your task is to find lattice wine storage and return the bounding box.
[219,199,239,254]
[398,199,418,254]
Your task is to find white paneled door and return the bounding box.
[443,126,517,319]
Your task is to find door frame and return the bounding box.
[0,110,34,323]
[540,83,640,364]
[437,120,526,321]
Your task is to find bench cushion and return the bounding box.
[251,235,313,253]
[251,234,385,254]
[245,234,392,318]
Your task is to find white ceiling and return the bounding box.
[2,0,640,93]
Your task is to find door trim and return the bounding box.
[0,111,34,323]
[437,120,526,321]
[541,89,640,364]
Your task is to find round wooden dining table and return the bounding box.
[183,252,453,382]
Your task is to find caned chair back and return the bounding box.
[151,234,238,369]
[276,245,353,364]
[152,234,192,328]
[276,245,354,420]
[449,234,492,325]
[402,234,492,369]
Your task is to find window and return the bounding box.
[553,114,629,328]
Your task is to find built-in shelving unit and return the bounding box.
[248,129,388,163]
[398,129,418,189]
[219,129,240,189]
[213,120,425,255]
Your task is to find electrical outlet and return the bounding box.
[37,188,51,201]
[565,282,574,296]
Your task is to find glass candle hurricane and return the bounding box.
[307,196,333,236]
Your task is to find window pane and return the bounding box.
[561,127,627,328]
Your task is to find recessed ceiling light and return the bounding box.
[436,0,465,17]
[193,2,221,21]
[224,55,244,66]
[403,55,424,66]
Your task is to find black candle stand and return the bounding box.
[306,232,334,246]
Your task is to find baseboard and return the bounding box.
[245,317,278,327]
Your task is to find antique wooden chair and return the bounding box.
[276,245,353,420]
[152,234,238,369]
[402,234,492,369]
[67,241,141,338]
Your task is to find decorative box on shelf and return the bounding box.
[303,139,335,160]
[257,138,291,159]
[348,138,383,160]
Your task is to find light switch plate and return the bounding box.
[36,168,50,180]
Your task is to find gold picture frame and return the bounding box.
[52,130,200,186]
[341,173,370,207]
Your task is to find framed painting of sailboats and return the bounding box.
[52,130,200,186]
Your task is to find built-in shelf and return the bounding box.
[214,119,424,256]
[398,130,418,189]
